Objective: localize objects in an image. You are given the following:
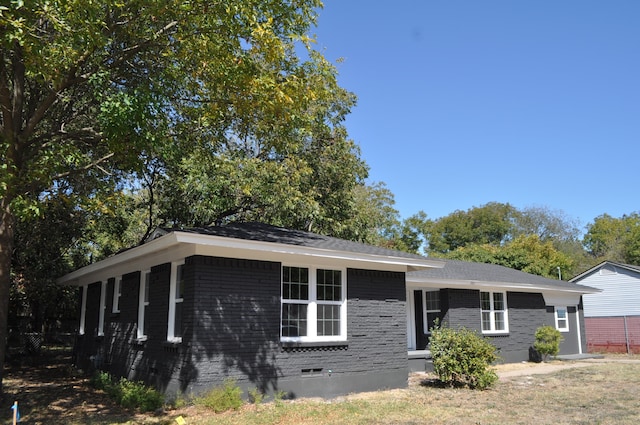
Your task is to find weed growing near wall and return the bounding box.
[91,371,163,412]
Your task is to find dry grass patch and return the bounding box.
[5,353,640,425]
[166,362,640,425]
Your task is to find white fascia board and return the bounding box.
[57,232,187,286]
[542,291,584,306]
[59,231,444,286]
[407,277,600,295]
[178,232,445,272]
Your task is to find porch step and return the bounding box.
[408,350,434,372]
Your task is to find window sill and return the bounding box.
[132,337,147,346]
[482,331,509,337]
[281,340,349,349]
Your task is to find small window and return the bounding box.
[167,261,185,342]
[137,271,150,340]
[555,306,569,332]
[112,277,122,313]
[423,290,441,333]
[281,265,345,341]
[480,291,508,334]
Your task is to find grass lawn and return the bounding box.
[4,355,640,424]
[177,362,639,425]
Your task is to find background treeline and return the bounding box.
[11,185,639,337]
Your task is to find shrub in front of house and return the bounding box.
[91,371,163,412]
[534,325,563,362]
[429,325,499,390]
[195,379,244,413]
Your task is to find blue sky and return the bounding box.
[311,1,639,231]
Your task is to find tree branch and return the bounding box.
[52,152,115,181]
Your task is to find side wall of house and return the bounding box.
[74,255,409,399]
[183,257,408,398]
[441,289,554,363]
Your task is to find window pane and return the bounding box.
[174,301,183,338]
[493,292,504,311]
[557,308,567,319]
[281,303,307,337]
[283,266,310,301]
[176,265,185,299]
[494,312,505,330]
[426,312,440,332]
[481,312,491,331]
[317,269,342,301]
[425,291,440,311]
[144,274,150,303]
[480,292,491,310]
[317,305,341,336]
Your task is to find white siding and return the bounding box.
[579,266,640,317]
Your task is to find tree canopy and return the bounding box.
[0,0,362,395]
[583,213,640,265]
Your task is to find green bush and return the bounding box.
[534,325,563,362]
[91,371,163,412]
[429,325,499,389]
[248,387,264,404]
[195,379,244,413]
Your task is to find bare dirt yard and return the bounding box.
[3,348,640,425]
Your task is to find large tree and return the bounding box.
[583,213,640,265]
[423,202,518,254]
[0,0,346,395]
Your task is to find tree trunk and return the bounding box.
[0,198,15,398]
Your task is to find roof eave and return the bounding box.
[58,231,444,286]
[407,276,601,294]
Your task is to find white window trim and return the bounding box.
[167,260,184,343]
[555,306,570,332]
[137,270,150,340]
[79,284,88,335]
[480,291,509,335]
[280,264,347,343]
[98,281,107,336]
[422,290,441,334]
[112,276,122,313]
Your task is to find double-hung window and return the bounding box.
[138,271,150,340]
[281,265,346,342]
[423,290,441,334]
[480,291,508,334]
[168,261,185,342]
[555,306,569,332]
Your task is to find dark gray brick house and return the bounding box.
[58,223,598,399]
[406,259,599,370]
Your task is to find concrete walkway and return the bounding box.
[496,356,640,379]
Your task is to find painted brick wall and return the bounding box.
[498,292,550,362]
[74,255,409,398]
[182,258,408,397]
[442,289,551,363]
[585,316,640,354]
[104,272,141,378]
[75,282,103,370]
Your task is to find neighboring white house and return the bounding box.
[570,261,640,353]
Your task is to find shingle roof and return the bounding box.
[408,258,598,293]
[159,222,430,261]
